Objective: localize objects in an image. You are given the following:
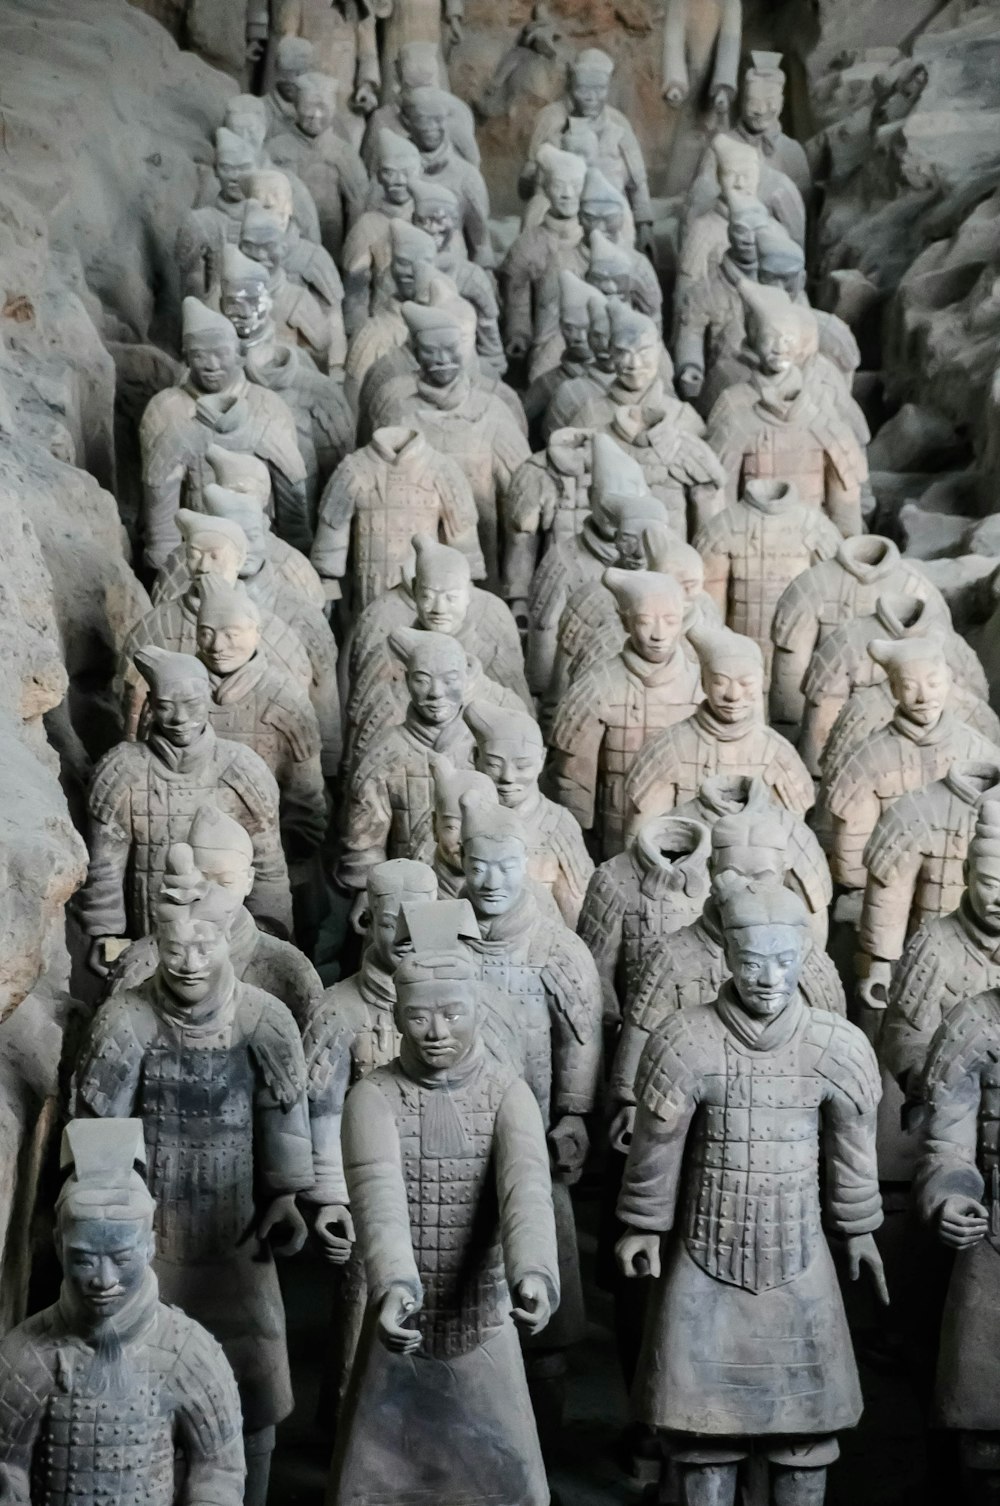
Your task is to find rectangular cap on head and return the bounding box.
[716,875,808,931]
[58,1120,154,1223]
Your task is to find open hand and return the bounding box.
[938,1195,990,1250]
[511,1276,551,1336]
[314,1205,356,1264]
[846,1232,889,1305]
[259,1194,308,1257]
[616,1230,661,1279]
[378,1283,422,1354]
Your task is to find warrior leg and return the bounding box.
[244,1424,276,1506]
[677,1462,739,1506]
[770,1464,827,1506]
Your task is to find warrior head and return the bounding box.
[396,41,443,92]
[393,899,482,1075]
[365,858,438,971]
[868,634,950,735]
[604,567,686,665]
[741,51,786,139]
[400,85,451,155]
[411,177,462,253]
[377,128,422,206]
[243,168,295,233]
[56,1120,155,1324]
[154,844,237,1007]
[429,755,497,870]
[411,533,472,636]
[739,280,809,378]
[294,71,337,139]
[712,133,761,200]
[273,36,314,106]
[389,626,468,728]
[390,218,439,300]
[709,803,788,889]
[220,243,272,344]
[188,803,256,903]
[461,793,529,918]
[607,298,665,392]
[568,46,613,120]
[214,125,256,204]
[558,269,596,364]
[402,295,471,389]
[580,166,629,244]
[177,507,248,585]
[643,529,706,605]
[240,201,287,276]
[196,575,261,676]
[134,646,211,748]
[536,142,587,220]
[586,230,634,300]
[612,492,671,570]
[756,220,806,298]
[224,93,269,158]
[181,297,242,395]
[465,701,545,810]
[202,479,270,575]
[718,876,810,1019]
[589,433,650,536]
[688,625,764,728]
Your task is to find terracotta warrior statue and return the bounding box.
[177,126,257,305]
[261,35,315,137]
[347,533,529,733]
[877,796,1000,1107]
[344,218,439,404]
[559,301,678,435]
[522,48,654,256]
[328,917,558,1506]
[611,804,845,1125]
[617,880,884,1506]
[339,627,474,917]
[857,762,1000,1011]
[74,851,313,1506]
[694,478,842,684]
[625,623,814,831]
[368,298,530,589]
[349,532,527,701]
[820,637,1000,892]
[106,802,322,1024]
[139,296,307,570]
[413,757,498,897]
[379,0,466,100]
[242,162,345,331]
[598,397,726,540]
[258,0,381,146]
[521,273,600,441]
[661,0,741,122]
[217,95,322,245]
[411,178,506,375]
[463,699,593,927]
[551,568,702,859]
[195,575,328,863]
[219,243,353,507]
[913,901,1000,1505]
[361,41,479,174]
[681,125,804,267]
[268,71,369,258]
[503,420,594,610]
[393,85,492,266]
[524,433,650,708]
[706,281,866,532]
[239,198,343,374]
[578,814,711,1022]
[341,129,421,335]
[312,423,482,613]
[769,535,947,736]
[503,144,587,375]
[0,1119,245,1506]
[799,592,988,778]
[151,445,326,614]
[730,50,810,196]
[580,167,662,311]
[78,646,291,964]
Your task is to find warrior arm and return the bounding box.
[629,251,663,319]
[821,1056,883,1237]
[338,761,393,891]
[691,520,731,617]
[619,127,653,224]
[243,810,294,939]
[617,1089,697,1232]
[824,451,863,538]
[827,785,881,891]
[577,866,627,1019]
[142,469,187,573]
[711,0,743,100]
[341,221,377,336]
[549,677,607,833]
[311,464,357,581]
[279,747,329,859]
[460,173,494,270]
[799,688,846,777]
[858,851,922,969]
[609,1015,650,1106]
[0,1335,48,1494]
[495,1078,560,1308]
[914,1050,985,1225]
[547,942,604,1117]
[355,13,381,94]
[303,1017,353,1206]
[436,464,487,580]
[768,591,818,731]
[77,768,132,939]
[502,462,549,601]
[661,0,690,99]
[343,1078,421,1305]
[501,241,536,350]
[246,0,269,41]
[550,823,594,930]
[173,1328,245,1506]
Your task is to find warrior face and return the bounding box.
[226,107,267,157]
[398,982,476,1071]
[703,664,762,724]
[743,77,783,136]
[751,315,798,377]
[240,219,285,273]
[59,1217,154,1321]
[413,203,458,251]
[392,249,431,300]
[433,809,463,868]
[889,655,949,729]
[613,329,660,392]
[580,203,625,241]
[413,329,465,388]
[149,685,211,746]
[407,661,465,725]
[379,162,417,206]
[194,846,255,901]
[560,312,592,363]
[542,167,583,220]
[462,834,528,916]
[726,923,804,1018]
[296,90,331,139]
[158,915,230,1005]
[615,517,652,569]
[369,895,417,970]
[414,577,470,636]
[478,744,543,808]
[718,154,760,198]
[185,332,242,394]
[216,148,255,203]
[401,99,447,153]
[184,534,243,585]
[967,852,1000,934]
[196,613,260,675]
[625,600,684,664]
[220,279,271,341]
[569,75,609,120]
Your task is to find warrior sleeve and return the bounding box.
[279,746,329,859]
[343,1077,422,1305]
[0,1325,50,1497]
[661,0,690,98]
[712,0,743,99]
[228,753,294,937]
[824,763,881,891]
[629,250,663,319]
[550,815,594,930]
[617,1022,700,1231]
[858,847,921,968]
[311,458,358,581]
[817,1021,883,1235]
[436,460,486,579]
[623,729,681,834]
[251,1003,315,1196]
[460,168,494,270]
[913,997,997,1223]
[502,460,548,602]
[544,936,603,1116]
[338,756,393,891]
[495,1078,560,1310]
[335,140,371,228]
[172,1323,245,1506]
[77,752,133,940]
[824,450,863,539]
[577,862,627,1020]
[620,125,652,224]
[355,12,380,93]
[769,577,819,731]
[341,220,377,337]
[302,1008,354,1206]
[548,670,608,832]
[501,238,536,350]
[691,513,731,617]
[73,996,145,1118]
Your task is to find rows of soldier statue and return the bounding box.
[4,24,1000,1506]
